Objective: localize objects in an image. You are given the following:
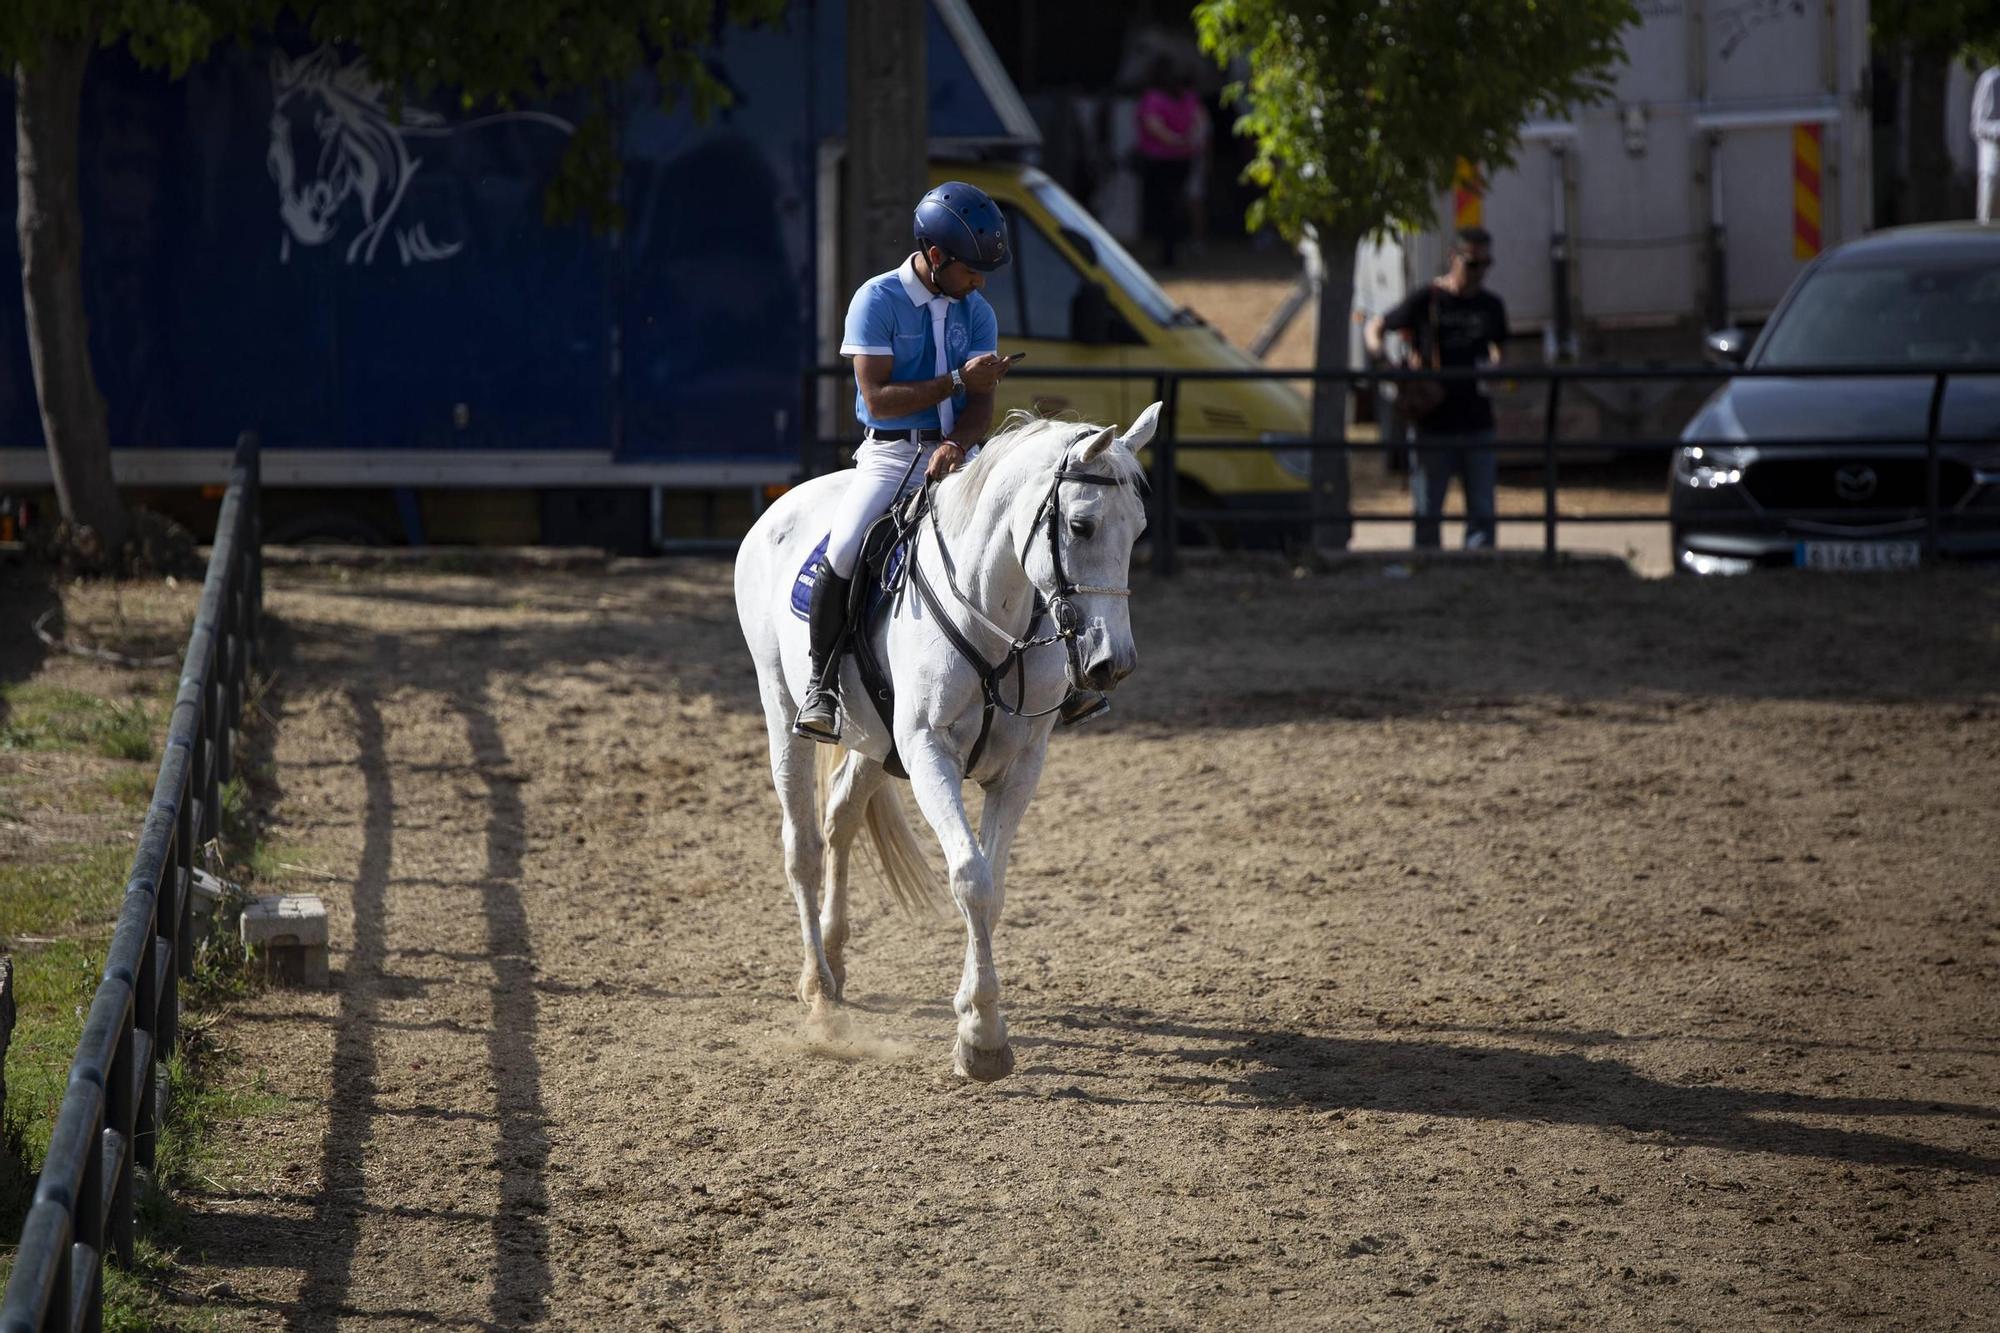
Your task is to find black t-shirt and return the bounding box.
[1382,283,1509,433]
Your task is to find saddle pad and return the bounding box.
[789,535,832,620]
[789,530,909,625]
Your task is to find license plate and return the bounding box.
[1795,540,1921,571]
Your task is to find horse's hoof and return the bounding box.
[953,1038,1015,1083]
[798,962,839,1007]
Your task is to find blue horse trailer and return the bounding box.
[0,1,1035,550]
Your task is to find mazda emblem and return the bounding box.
[1834,464,1877,501]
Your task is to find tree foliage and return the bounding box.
[1872,0,2000,57]
[1192,0,1639,243]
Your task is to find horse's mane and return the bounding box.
[273,46,444,130]
[935,411,1145,538]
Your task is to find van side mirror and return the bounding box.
[1071,281,1138,346]
[1703,327,1750,366]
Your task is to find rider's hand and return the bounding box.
[958,351,1011,393]
[926,441,967,480]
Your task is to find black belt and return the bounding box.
[865,428,945,443]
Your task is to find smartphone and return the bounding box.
[1003,351,1029,363]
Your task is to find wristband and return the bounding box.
[950,366,965,392]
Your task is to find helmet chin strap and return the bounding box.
[920,245,967,302]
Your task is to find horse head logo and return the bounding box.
[267,46,572,266]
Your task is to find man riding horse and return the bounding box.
[794,181,1106,742]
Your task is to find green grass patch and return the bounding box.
[0,684,155,763]
[0,844,134,945]
[0,675,280,1326]
[94,768,160,816]
[0,919,268,1330]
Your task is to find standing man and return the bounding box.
[792,182,1015,743]
[1365,227,1509,551]
[1975,63,2000,224]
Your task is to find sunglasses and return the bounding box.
[1462,256,1494,271]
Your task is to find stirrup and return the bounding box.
[1058,690,1110,727]
[792,686,842,743]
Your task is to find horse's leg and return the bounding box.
[760,685,837,1010]
[820,751,888,1000]
[977,743,1049,925]
[903,731,1013,1081]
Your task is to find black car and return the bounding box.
[1674,223,2000,574]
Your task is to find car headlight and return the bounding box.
[1674,444,1746,489]
[1262,432,1311,480]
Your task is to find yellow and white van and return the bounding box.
[931,161,1311,534]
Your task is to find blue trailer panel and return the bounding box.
[0,0,1034,500]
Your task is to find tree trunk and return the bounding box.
[15,37,127,564]
[845,0,927,300]
[1905,43,1953,224]
[1308,230,1357,551]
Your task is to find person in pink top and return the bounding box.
[1134,59,1208,268]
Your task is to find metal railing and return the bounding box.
[802,362,2000,575]
[1,434,262,1333]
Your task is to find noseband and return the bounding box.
[908,456,1131,725]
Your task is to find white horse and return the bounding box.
[734,405,1159,1081]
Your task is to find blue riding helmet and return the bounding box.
[913,182,1010,272]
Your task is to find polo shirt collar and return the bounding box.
[898,253,944,307]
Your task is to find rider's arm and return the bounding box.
[853,355,955,420]
[948,388,996,450]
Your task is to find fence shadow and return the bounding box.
[1031,1008,2000,1177]
[214,623,552,1330]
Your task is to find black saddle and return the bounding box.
[842,491,925,779]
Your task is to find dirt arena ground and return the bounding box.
[168,553,2000,1330]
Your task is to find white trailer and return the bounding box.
[1353,0,1871,437]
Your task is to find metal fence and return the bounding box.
[802,362,2000,576]
[1,435,262,1333]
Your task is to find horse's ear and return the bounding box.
[1076,425,1116,463]
[1118,401,1164,454]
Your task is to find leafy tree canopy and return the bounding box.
[1872,0,2000,58]
[1193,0,1638,243]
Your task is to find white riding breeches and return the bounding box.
[824,434,976,579]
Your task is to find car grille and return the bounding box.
[1742,457,1975,513]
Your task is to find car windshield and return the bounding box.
[1757,256,2000,367]
[1026,175,1191,328]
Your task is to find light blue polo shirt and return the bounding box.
[840,254,998,430]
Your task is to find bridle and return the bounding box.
[905,452,1131,724]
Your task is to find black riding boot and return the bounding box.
[1058,689,1110,727]
[792,566,852,742]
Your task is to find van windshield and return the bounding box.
[1027,176,1189,328]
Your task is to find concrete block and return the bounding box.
[241,895,330,987]
[189,868,232,948]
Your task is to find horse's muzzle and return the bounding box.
[1080,649,1135,693]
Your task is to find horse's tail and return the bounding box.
[815,745,948,917]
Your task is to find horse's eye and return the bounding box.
[1068,518,1096,541]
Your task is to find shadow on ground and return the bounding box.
[1015,1007,2000,1177]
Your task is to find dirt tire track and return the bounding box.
[185,559,2000,1330]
